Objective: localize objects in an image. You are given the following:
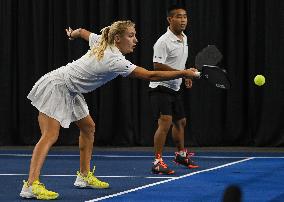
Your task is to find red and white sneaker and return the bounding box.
[152,159,175,175]
[174,150,199,169]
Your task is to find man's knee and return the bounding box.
[158,115,173,132]
[174,118,186,129]
[180,118,186,127]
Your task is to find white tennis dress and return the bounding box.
[27,33,136,128]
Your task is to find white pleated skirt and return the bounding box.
[27,68,89,128]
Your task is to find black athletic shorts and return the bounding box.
[149,86,185,121]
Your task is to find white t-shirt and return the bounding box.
[60,33,136,93]
[149,28,188,91]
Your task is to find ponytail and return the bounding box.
[91,26,110,60]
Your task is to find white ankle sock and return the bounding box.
[154,158,162,165]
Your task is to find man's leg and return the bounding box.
[149,90,176,174]
[172,118,199,168]
[172,118,186,151]
[152,115,175,174]
[74,115,109,189]
[154,115,172,157]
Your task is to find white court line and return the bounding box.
[192,156,284,159]
[85,157,254,202]
[0,153,284,158]
[0,173,175,179]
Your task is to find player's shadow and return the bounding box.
[222,185,242,202]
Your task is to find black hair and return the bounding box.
[167,5,186,17]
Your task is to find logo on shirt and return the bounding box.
[126,63,132,69]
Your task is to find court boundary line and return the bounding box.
[85,157,254,202]
[1,153,284,158]
[0,174,175,179]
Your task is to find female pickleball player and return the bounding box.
[19,20,199,200]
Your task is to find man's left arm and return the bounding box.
[183,60,191,88]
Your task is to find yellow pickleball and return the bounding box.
[254,75,265,86]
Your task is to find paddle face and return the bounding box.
[201,65,231,89]
[195,45,223,70]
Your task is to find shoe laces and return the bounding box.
[22,180,45,190]
[158,160,168,168]
[176,149,195,158]
[30,180,57,196]
[184,149,195,157]
[85,167,97,181]
[84,166,106,186]
[183,150,196,164]
[33,181,46,194]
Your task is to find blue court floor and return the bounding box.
[0,147,284,202]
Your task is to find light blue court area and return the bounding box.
[0,149,283,202]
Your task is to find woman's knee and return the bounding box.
[81,122,96,136]
[76,116,96,136]
[37,112,61,145]
[39,131,59,146]
[79,123,95,150]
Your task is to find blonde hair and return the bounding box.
[91,20,135,60]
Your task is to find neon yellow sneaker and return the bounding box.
[20,180,59,200]
[74,166,109,189]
